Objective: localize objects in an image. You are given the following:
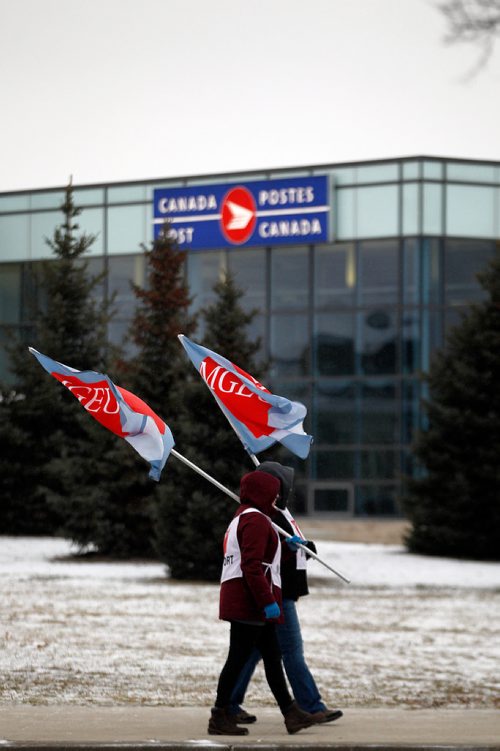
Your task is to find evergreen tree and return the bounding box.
[403,250,500,560]
[154,269,264,581]
[0,183,112,535]
[79,225,200,557]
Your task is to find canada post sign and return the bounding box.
[153,176,330,249]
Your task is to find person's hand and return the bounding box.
[285,535,307,551]
[263,602,280,620]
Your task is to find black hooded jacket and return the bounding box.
[258,461,317,601]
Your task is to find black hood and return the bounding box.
[257,461,295,509]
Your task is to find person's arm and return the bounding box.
[238,513,277,610]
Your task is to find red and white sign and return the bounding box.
[220,186,257,244]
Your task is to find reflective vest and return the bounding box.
[221,508,281,588]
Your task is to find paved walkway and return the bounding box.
[1,706,499,749]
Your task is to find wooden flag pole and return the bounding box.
[170,448,351,584]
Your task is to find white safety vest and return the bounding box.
[221,508,281,588]
[279,507,308,571]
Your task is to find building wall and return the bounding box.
[1,157,499,516]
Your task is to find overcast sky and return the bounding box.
[0,0,499,193]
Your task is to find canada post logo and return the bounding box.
[153,176,330,250]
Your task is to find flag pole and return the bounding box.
[170,447,351,584]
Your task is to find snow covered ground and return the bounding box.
[1,536,499,709]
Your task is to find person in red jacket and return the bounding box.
[208,470,315,736]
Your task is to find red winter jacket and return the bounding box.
[219,471,283,624]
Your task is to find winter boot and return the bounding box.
[283,700,315,734]
[208,707,249,735]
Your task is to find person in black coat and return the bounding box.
[229,461,343,725]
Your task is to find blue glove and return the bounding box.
[264,602,280,620]
[286,535,307,551]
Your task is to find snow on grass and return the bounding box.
[0,536,499,709]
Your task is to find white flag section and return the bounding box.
[178,334,313,459]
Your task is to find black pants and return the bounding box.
[215,621,293,714]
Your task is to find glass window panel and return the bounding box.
[336,188,355,239]
[107,185,147,203]
[314,381,357,444]
[357,185,399,238]
[401,309,420,374]
[0,214,29,261]
[402,183,419,235]
[0,263,21,323]
[108,205,147,254]
[314,487,350,513]
[328,167,356,185]
[74,188,105,206]
[446,185,496,238]
[355,485,397,515]
[446,162,497,183]
[421,238,441,305]
[313,450,355,480]
[360,380,398,444]
[187,250,226,314]
[360,450,397,479]
[314,312,355,376]
[270,312,309,376]
[403,238,420,305]
[356,163,398,183]
[0,195,30,212]
[402,161,420,180]
[30,192,65,209]
[423,183,442,234]
[422,161,443,179]
[228,247,266,314]
[359,240,399,305]
[314,243,356,308]
[444,239,494,305]
[31,211,61,260]
[359,309,397,375]
[270,246,309,310]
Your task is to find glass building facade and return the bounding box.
[1,156,499,516]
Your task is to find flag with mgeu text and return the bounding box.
[29,348,174,481]
[178,335,312,459]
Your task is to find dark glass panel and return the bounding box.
[314,243,356,308]
[359,309,397,375]
[314,312,355,376]
[360,380,398,444]
[0,263,21,324]
[403,238,420,305]
[359,240,398,305]
[421,309,443,371]
[401,309,420,374]
[421,238,441,305]
[314,381,357,444]
[313,450,355,479]
[187,251,225,313]
[228,247,266,313]
[270,313,309,376]
[444,239,495,306]
[360,450,397,480]
[270,246,309,310]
